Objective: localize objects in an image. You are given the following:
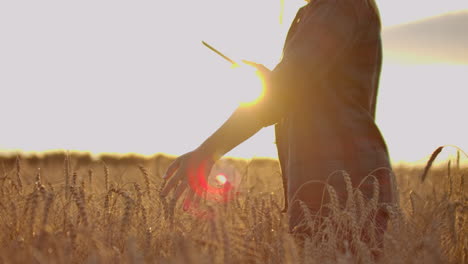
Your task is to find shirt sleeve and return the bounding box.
[254,0,358,127]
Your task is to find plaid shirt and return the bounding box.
[253,0,396,224]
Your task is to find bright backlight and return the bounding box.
[230,65,265,107]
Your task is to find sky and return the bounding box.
[1,0,467,164]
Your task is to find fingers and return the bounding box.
[159,152,212,213]
[242,60,266,70]
[173,182,187,202]
[241,60,260,68]
[160,172,181,197]
[193,190,203,208]
[163,158,181,180]
[241,60,270,76]
[183,189,195,211]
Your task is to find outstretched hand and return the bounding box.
[160,148,215,211]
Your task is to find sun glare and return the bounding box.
[229,64,266,107]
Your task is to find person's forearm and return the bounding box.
[197,105,265,161]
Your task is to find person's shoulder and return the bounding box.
[309,0,372,14]
[307,0,356,17]
[304,0,379,29]
[308,0,353,8]
[322,0,380,28]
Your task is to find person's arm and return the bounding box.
[197,104,266,162]
[196,62,276,161]
[160,96,273,202]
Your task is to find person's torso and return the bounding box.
[276,0,389,177]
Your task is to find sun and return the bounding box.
[229,64,266,107]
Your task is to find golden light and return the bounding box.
[230,64,266,107]
[215,173,228,185]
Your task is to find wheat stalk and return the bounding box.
[28,189,39,237]
[421,146,444,182]
[70,186,88,227]
[344,172,357,216]
[103,162,109,193]
[138,165,151,197]
[64,152,71,199]
[38,192,54,247]
[15,155,23,193]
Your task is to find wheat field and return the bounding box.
[0,149,466,263]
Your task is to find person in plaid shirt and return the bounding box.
[161,0,396,246]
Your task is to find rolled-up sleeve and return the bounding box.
[254,0,358,127]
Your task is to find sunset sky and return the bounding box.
[1,0,467,164]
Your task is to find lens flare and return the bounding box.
[215,173,227,185]
[185,162,240,221]
[186,160,235,202]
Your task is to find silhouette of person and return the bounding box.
[161,0,396,246]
